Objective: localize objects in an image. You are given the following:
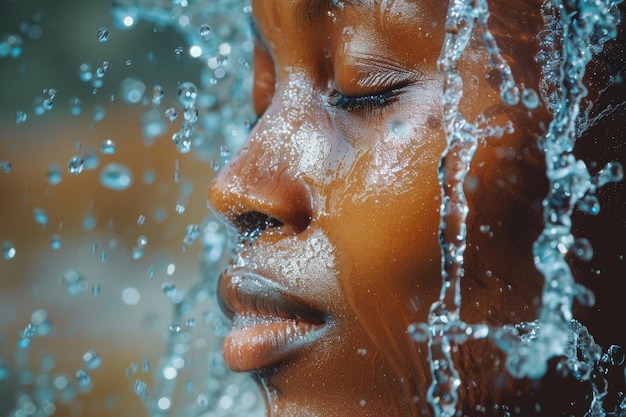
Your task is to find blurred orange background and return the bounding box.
[0,0,247,415]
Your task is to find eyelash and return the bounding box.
[327,88,400,111]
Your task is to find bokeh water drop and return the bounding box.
[60,269,88,296]
[82,350,102,370]
[99,163,133,191]
[183,224,201,245]
[177,81,198,107]
[50,234,62,250]
[0,160,11,173]
[15,111,27,124]
[2,241,16,260]
[122,287,141,305]
[47,164,62,184]
[120,77,146,104]
[152,84,164,105]
[69,97,82,115]
[33,208,49,227]
[79,63,93,82]
[100,139,116,154]
[162,282,176,297]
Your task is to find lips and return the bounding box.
[218,271,327,372]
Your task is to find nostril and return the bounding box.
[236,211,285,240]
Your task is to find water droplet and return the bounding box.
[574,284,596,307]
[571,238,593,261]
[522,87,540,109]
[79,63,93,82]
[99,163,133,191]
[197,394,209,408]
[174,46,184,55]
[172,131,191,153]
[606,345,625,366]
[500,84,520,106]
[388,119,409,136]
[33,208,48,226]
[69,97,82,115]
[136,235,148,247]
[162,282,176,297]
[0,160,11,173]
[50,234,62,250]
[169,323,182,334]
[120,77,146,104]
[47,164,62,184]
[152,84,164,105]
[84,149,99,170]
[76,369,92,389]
[200,24,211,39]
[132,247,144,260]
[82,350,102,369]
[183,224,201,245]
[177,81,198,107]
[61,269,88,295]
[122,287,141,305]
[219,145,230,157]
[15,111,27,124]
[100,139,116,154]
[183,106,198,123]
[186,318,196,328]
[141,109,167,142]
[137,215,146,226]
[134,379,148,398]
[165,107,178,122]
[92,104,106,121]
[97,27,110,42]
[2,241,16,260]
[82,214,97,231]
[596,161,624,187]
[92,285,101,296]
[577,194,600,215]
[68,156,85,175]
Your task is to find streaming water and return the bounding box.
[408,0,623,416]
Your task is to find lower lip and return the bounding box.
[222,313,324,372]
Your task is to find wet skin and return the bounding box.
[208,0,624,416]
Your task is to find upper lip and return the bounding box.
[218,270,326,326]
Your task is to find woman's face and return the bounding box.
[209,0,546,415]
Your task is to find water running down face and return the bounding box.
[208,0,626,415]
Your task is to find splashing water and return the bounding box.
[409,0,623,416]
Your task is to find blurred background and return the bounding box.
[0,0,262,415]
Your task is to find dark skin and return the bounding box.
[208,0,626,415]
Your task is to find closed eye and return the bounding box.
[327,89,399,111]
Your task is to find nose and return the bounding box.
[207,119,314,237]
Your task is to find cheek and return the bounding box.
[326,117,445,321]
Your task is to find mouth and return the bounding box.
[218,271,327,372]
